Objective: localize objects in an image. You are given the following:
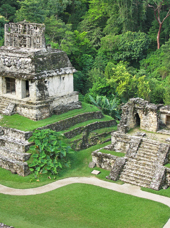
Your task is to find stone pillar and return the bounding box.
[29,81,37,101]
[15,79,22,99]
[0,77,7,94]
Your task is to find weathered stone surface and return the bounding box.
[53,101,82,115]
[3,103,15,116]
[38,111,104,132]
[0,223,14,228]
[0,155,30,176]
[64,120,115,139]
[135,132,146,137]
[165,167,170,186]
[166,138,170,142]
[126,136,142,158]
[92,150,117,170]
[107,157,126,181]
[150,165,166,190]
[156,143,170,165]
[88,161,96,168]
[0,127,32,176]
[118,98,161,132]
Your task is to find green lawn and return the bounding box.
[0,102,100,131]
[0,184,169,228]
[0,142,170,228]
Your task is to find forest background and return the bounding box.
[0,0,170,119]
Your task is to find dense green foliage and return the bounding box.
[0,0,170,104]
[28,129,73,178]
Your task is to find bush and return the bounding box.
[28,129,74,178]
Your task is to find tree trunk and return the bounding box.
[157,23,162,49]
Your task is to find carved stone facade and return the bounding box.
[118,98,170,133]
[0,21,79,120]
[4,21,46,49]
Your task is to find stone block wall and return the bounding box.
[92,150,117,170]
[118,98,160,133]
[0,127,32,176]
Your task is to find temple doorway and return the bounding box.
[135,113,140,127]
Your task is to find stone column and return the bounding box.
[16,79,27,99]
[0,77,6,95]
[29,81,37,101]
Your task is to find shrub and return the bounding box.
[28,129,74,178]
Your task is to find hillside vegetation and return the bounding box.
[1,0,170,106]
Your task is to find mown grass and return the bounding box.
[0,184,170,228]
[99,149,125,157]
[0,102,100,131]
[0,142,170,228]
[61,115,113,134]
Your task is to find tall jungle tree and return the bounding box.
[147,0,170,49]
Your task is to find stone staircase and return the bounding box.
[0,98,14,115]
[120,140,160,188]
[0,101,7,114]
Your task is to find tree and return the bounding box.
[147,0,170,49]
[15,0,47,23]
[0,0,19,21]
[99,31,150,67]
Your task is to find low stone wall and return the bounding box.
[70,130,113,151]
[65,120,115,139]
[1,127,32,141]
[111,131,141,157]
[92,150,117,170]
[38,111,104,132]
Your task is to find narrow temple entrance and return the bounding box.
[166,115,170,127]
[6,77,15,94]
[135,113,140,127]
[26,80,29,97]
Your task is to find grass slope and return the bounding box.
[0,184,169,228]
[100,149,125,157]
[0,102,100,131]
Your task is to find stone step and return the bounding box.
[120,177,150,188]
[127,158,154,166]
[122,164,155,176]
[135,155,157,162]
[120,174,152,186]
[0,154,30,176]
[124,163,155,173]
[120,170,153,182]
[0,148,31,162]
[137,149,158,156]
[139,144,159,151]
[0,135,32,153]
[142,140,160,146]
[121,168,154,179]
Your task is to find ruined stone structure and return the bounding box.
[92,131,170,190]
[0,21,79,120]
[118,98,170,133]
[91,98,170,190]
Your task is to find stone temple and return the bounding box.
[0,21,79,120]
